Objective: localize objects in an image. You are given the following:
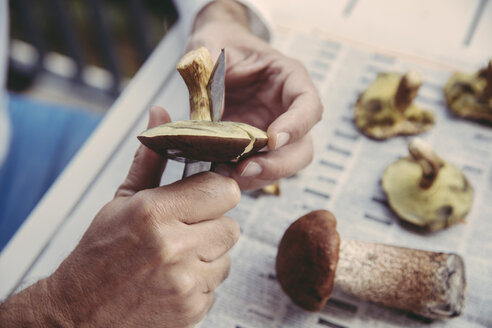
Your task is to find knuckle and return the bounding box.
[214,219,240,252]
[131,192,158,223]
[159,238,181,264]
[224,258,232,281]
[122,193,165,248]
[219,255,232,283]
[160,233,185,264]
[225,218,241,246]
[165,270,197,297]
[132,190,173,228]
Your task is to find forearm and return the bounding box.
[193,0,250,32]
[0,278,71,327]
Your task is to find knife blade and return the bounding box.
[208,49,226,122]
[182,49,226,179]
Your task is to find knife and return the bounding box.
[182,49,226,178]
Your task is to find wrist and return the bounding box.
[0,278,73,327]
[193,0,250,33]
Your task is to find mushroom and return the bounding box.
[139,120,267,162]
[354,71,435,140]
[262,182,281,196]
[444,59,492,125]
[276,210,466,319]
[382,138,473,231]
[138,47,268,162]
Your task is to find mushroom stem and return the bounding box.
[394,71,422,111]
[176,47,214,121]
[408,138,442,189]
[336,240,465,319]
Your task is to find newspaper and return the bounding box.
[194,27,492,328]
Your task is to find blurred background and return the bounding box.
[6,0,492,114]
[7,0,177,113]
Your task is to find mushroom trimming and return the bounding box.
[276,210,466,319]
[444,59,492,125]
[138,47,268,163]
[382,138,474,231]
[354,71,435,139]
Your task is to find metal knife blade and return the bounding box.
[208,49,226,122]
[182,49,226,179]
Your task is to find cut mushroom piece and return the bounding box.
[177,47,215,121]
[354,71,435,140]
[444,59,492,125]
[382,138,473,231]
[138,120,268,162]
[138,46,268,163]
[276,210,466,319]
[262,182,281,196]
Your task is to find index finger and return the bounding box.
[267,59,323,150]
[140,171,241,224]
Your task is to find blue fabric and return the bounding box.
[0,93,102,251]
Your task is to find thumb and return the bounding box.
[115,106,171,198]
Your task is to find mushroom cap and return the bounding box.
[354,72,434,140]
[382,157,474,231]
[444,69,492,125]
[276,210,340,311]
[138,120,268,162]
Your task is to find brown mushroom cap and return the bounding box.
[276,210,340,311]
[138,120,268,162]
[354,72,435,140]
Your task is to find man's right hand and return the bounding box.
[0,106,241,327]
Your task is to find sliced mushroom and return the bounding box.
[354,71,435,139]
[382,138,473,231]
[137,47,268,163]
[138,120,267,162]
[444,59,492,125]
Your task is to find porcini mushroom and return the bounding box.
[138,120,267,162]
[138,47,268,162]
[382,138,474,231]
[444,59,492,125]
[261,182,281,196]
[354,71,435,140]
[276,210,466,319]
